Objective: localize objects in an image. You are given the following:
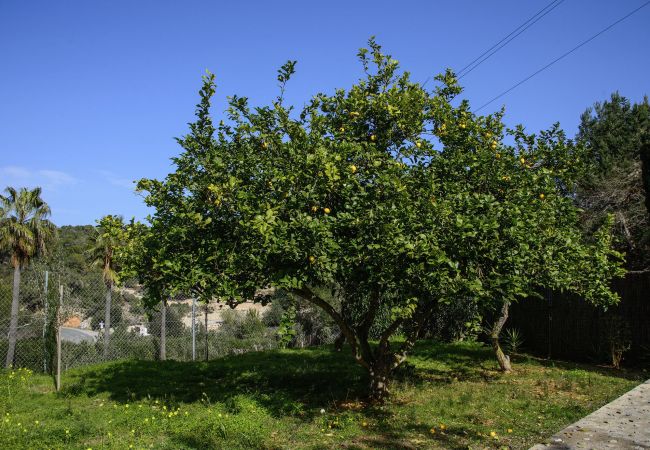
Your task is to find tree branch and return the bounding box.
[490,301,510,338]
[290,286,370,369]
[390,299,440,369]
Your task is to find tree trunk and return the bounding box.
[159,300,167,361]
[103,281,112,360]
[5,265,21,368]
[490,301,512,372]
[334,332,345,351]
[641,140,650,218]
[368,360,392,401]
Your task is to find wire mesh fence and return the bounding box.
[1,265,285,376]
[0,266,50,372]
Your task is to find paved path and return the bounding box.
[60,327,98,344]
[531,379,650,449]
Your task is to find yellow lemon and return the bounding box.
[311,206,318,212]
[370,134,377,141]
[416,141,422,148]
[323,207,331,214]
[309,256,316,264]
[349,165,357,174]
[539,193,545,200]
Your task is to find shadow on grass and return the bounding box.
[393,341,502,385]
[61,345,371,418]
[513,352,645,382]
[341,417,484,450]
[59,340,641,426]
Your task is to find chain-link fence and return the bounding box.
[0,266,50,372]
[1,265,285,376]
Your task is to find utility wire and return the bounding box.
[457,0,564,78]
[475,0,650,112]
[458,0,565,80]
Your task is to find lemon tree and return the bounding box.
[138,40,622,399]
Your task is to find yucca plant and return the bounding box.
[503,328,524,355]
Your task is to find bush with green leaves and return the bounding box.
[147,301,187,338]
[263,290,339,348]
[422,296,482,343]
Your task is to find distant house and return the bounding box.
[127,324,149,336]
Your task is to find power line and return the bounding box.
[475,0,650,112]
[457,0,565,78]
[458,0,565,80]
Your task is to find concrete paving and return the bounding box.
[60,327,98,344]
[530,379,650,449]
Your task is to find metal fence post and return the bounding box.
[547,288,552,359]
[191,298,196,361]
[56,284,63,392]
[42,270,49,373]
[160,300,166,361]
[204,304,208,362]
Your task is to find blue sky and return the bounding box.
[1,0,648,225]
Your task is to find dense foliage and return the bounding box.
[136,40,623,398]
[577,93,650,270]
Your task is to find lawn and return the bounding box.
[0,341,644,449]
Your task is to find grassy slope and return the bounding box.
[0,341,644,449]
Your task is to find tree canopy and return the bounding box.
[138,40,623,399]
[0,187,56,270]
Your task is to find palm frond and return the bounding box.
[0,186,55,268]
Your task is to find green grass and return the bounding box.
[0,341,644,449]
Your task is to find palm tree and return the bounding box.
[87,215,124,359]
[0,187,55,368]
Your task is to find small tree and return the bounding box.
[0,187,55,368]
[139,40,622,399]
[87,215,125,359]
[458,124,625,372]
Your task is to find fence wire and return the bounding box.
[1,266,284,375]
